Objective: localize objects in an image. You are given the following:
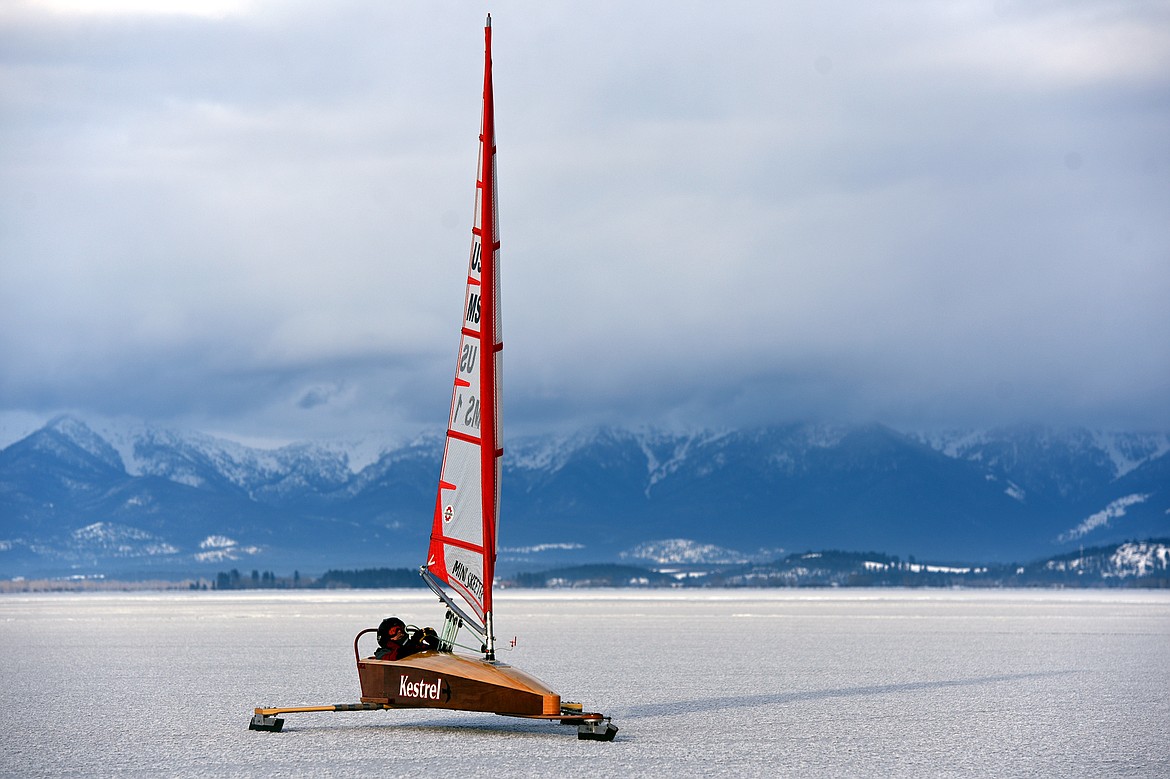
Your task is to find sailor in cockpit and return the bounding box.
[372,617,440,660]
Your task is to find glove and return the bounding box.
[419,626,440,648]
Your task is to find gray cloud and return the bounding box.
[1,0,1168,446]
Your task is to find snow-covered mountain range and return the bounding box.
[1,415,1167,578]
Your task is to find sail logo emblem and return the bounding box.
[443,505,454,523]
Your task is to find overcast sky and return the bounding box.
[2,0,1168,448]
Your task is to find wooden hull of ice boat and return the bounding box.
[357,651,561,716]
[248,627,614,738]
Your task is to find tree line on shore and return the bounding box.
[4,539,1165,592]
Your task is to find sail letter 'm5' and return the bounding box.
[426,17,501,632]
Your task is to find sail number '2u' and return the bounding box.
[452,393,481,430]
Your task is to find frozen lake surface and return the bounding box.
[2,589,1168,777]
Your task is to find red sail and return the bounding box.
[426,16,501,632]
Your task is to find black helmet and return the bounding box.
[377,617,406,646]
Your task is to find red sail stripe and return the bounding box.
[448,429,481,446]
[435,536,485,555]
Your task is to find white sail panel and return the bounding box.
[437,437,484,547]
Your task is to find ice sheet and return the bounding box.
[2,589,1168,777]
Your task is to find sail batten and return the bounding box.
[425,18,500,654]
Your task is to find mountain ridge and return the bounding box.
[1,415,1167,578]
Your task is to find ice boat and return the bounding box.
[249,15,616,741]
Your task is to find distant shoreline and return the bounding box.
[0,578,210,593]
[5,539,1168,592]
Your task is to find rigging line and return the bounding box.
[448,638,506,654]
[399,624,494,654]
[421,568,485,636]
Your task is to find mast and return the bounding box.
[478,12,499,660]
